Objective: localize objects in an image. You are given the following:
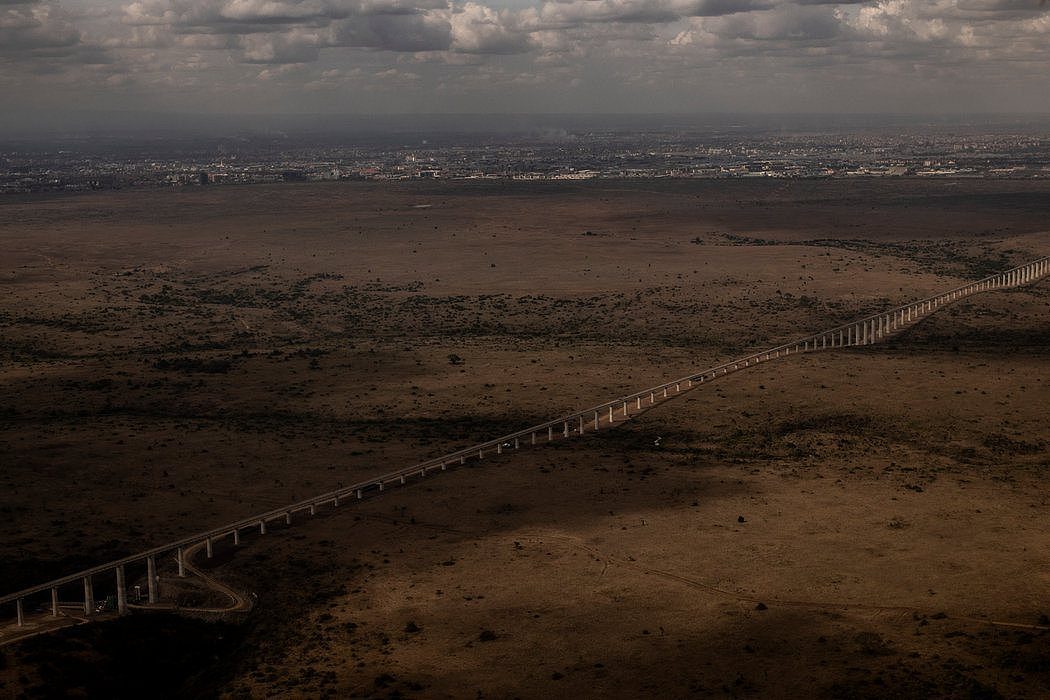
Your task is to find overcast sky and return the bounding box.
[3,0,1049,117]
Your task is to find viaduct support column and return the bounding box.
[116,565,127,615]
[146,556,158,604]
[83,576,95,616]
[16,599,23,627]
[51,587,59,617]
[177,547,185,577]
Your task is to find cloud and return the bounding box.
[0,3,82,53]
[450,2,532,53]
[4,0,1050,113]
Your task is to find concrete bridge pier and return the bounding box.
[177,547,185,577]
[116,565,127,614]
[259,520,267,535]
[206,537,213,559]
[233,528,242,545]
[146,556,158,604]
[579,415,585,434]
[636,397,641,410]
[83,575,94,615]
[51,587,58,617]
[622,401,628,416]
[563,421,569,438]
[15,599,23,627]
[594,411,600,430]
[548,426,553,441]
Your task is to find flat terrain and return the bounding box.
[0,179,1048,698]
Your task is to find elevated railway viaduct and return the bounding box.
[2,256,1048,637]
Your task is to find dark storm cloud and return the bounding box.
[0,5,80,53]
[334,12,453,51]
[533,0,775,29]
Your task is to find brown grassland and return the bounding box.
[0,179,1048,698]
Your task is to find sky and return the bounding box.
[2,0,1050,118]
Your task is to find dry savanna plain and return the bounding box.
[0,179,1048,698]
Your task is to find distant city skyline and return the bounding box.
[3,0,1050,122]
